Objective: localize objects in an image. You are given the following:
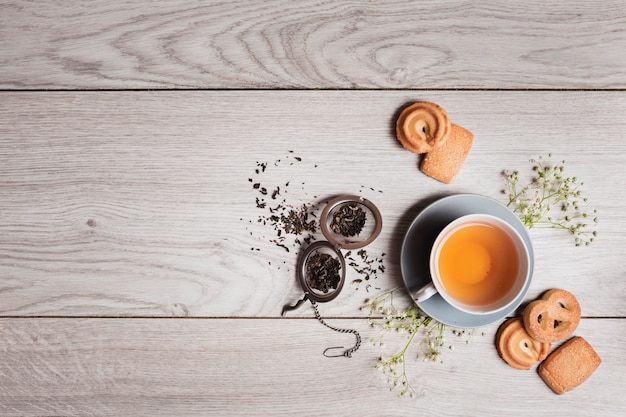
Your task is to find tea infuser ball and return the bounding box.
[281,195,382,358]
[299,241,346,302]
[282,195,382,313]
[320,195,383,250]
[281,241,346,314]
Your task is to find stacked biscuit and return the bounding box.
[496,289,601,395]
[395,102,474,184]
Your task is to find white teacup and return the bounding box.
[414,214,531,315]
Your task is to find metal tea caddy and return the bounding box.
[282,194,382,358]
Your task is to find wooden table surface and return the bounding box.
[1,1,625,416]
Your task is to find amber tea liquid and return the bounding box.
[438,222,519,307]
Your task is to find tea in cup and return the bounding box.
[414,214,531,315]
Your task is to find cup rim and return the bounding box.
[429,213,531,315]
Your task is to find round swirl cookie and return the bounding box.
[395,101,451,154]
[496,317,551,370]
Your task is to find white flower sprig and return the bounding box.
[503,154,598,246]
[363,288,450,398]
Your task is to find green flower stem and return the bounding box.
[365,288,451,398]
[503,154,598,246]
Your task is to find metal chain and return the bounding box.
[311,301,361,358]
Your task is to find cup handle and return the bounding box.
[414,282,438,302]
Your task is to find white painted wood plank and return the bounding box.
[0,318,623,416]
[1,0,625,89]
[1,91,625,317]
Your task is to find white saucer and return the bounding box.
[400,194,534,328]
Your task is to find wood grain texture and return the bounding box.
[1,0,626,89]
[1,91,625,317]
[2,3,625,415]
[0,317,623,417]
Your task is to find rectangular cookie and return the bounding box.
[420,123,474,184]
[538,336,601,395]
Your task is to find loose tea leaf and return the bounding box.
[246,154,319,254]
[281,206,317,235]
[306,251,341,293]
[331,203,366,237]
[347,250,385,286]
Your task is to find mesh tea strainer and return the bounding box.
[281,195,382,357]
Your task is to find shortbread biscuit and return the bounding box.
[396,102,451,154]
[496,318,551,370]
[523,289,581,343]
[420,124,474,184]
[538,336,601,395]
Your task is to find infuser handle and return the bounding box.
[281,294,309,316]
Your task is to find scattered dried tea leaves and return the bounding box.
[360,184,384,194]
[246,153,320,254]
[280,205,317,235]
[244,153,387,286]
[346,250,385,290]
